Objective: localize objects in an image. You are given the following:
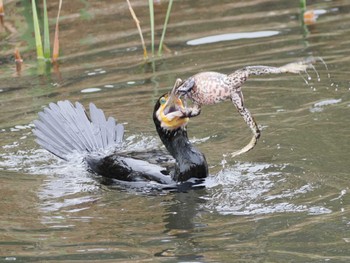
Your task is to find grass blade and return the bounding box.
[148,0,154,57]
[52,0,63,62]
[43,0,50,59]
[126,0,148,60]
[158,0,173,56]
[32,0,44,59]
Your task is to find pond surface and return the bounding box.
[1,0,350,262]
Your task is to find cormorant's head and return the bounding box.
[153,90,189,132]
[153,86,209,183]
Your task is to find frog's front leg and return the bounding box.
[230,89,261,157]
[175,77,202,118]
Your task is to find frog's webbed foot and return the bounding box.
[230,89,261,157]
[180,103,202,118]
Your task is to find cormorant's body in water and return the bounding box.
[33,89,208,188]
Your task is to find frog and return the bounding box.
[175,58,317,157]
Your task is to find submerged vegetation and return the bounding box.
[126,0,174,60]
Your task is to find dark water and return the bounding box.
[1,0,350,262]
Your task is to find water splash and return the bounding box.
[290,57,332,87]
[202,162,332,215]
[310,98,342,113]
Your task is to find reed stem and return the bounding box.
[158,0,173,56]
[126,0,148,60]
[148,0,154,57]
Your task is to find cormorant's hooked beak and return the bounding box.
[156,83,189,130]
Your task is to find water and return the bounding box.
[1,0,350,261]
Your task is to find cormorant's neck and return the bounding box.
[153,114,208,182]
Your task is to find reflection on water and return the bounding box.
[1,0,350,261]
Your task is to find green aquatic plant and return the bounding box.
[158,0,173,56]
[148,0,155,56]
[43,0,50,59]
[32,0,44,59]
[52,0,63,62]
[126,0,174,60]
[31,0,62,62]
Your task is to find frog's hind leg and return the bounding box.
[230,89,261,157]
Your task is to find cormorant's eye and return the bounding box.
[160,97,167,105]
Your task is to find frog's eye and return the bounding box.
[160,97,167,105]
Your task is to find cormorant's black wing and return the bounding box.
[33,100,124,160]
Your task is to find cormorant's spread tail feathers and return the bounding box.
[33,100,124,160]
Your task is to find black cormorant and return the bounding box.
[33,88,208,188]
